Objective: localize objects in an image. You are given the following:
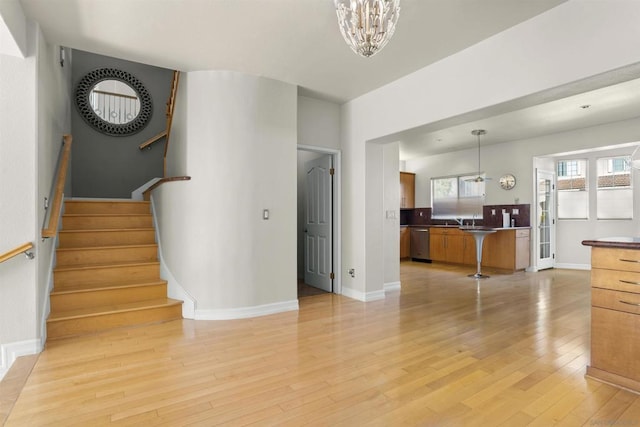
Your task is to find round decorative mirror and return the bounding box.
[75,68,152,136]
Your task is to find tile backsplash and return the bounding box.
[402,204,531,227]
[482,204,531,228]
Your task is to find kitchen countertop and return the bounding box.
[403,225,531,230]
[582,237,640,250]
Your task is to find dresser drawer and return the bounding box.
[591,268,640,293]
[592,247,640,272]
[592,287,640,315]
[591,307,640,383]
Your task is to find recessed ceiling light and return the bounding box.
[580,104,591,109]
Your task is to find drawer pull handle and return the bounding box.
[619,279,640,286]
[619,300,640,307]
[619,258,640,263]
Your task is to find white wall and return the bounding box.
[0,21,37,353]
[0,18,70,377]
[36,33,72,339]
[155,71,298,318]
[298,95,340,150]
[340,0,640,297]
[383,142,400,288]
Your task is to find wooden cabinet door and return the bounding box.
[591,307,640,383]
[483,231,515,270]
[446,234,465,264]
[400,172,415,209]
[400,227,410,259]
[429,232,447,261]
[462,234,476,265]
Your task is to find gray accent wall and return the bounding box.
[71,50,174,198]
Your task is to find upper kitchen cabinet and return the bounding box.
[400,172,415,209]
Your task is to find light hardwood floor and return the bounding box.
[4,262,640,426]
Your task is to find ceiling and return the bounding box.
[18,0,640,160]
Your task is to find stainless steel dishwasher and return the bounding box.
[410,228,431,262]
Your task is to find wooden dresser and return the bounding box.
[582,238,640,393]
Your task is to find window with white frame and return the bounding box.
[597,156,632,219]
[557,159,588,219]
[431,173,485,219]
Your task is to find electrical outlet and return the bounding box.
[491,209,496,215]
[348,268,355,278]
[512,208,519,215]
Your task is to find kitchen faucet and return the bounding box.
[454,217,464,226]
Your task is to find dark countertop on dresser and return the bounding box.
[582,237,640,250]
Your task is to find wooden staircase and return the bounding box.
[47,200,182,340]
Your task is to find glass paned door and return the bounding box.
[537,170,555,270]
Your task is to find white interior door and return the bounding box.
[304,155,333,292]
[536,169,556,270]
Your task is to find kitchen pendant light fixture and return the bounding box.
[468,129,487,183]
[334,0,400,58]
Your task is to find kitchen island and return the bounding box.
[582,237,640,394]
[429,226,530,271]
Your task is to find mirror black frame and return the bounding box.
[75,68,153,136]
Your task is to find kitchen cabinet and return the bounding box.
[400,226,410,259]
[429,227,530,271]
[462,234,476,265]
[583,245,640,393]
[482,229,530,271]
[429,228,464,264]
[400,172,415,209]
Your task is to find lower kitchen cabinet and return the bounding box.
[483,229,530,271]
[430,227,530,271]
[429,228,464,264]
[582,244,640,393]
[400,226,410,259]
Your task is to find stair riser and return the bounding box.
[64,201,150,215]
[50,284,167,312]
[54,264,160,288]
[47,305,182,339]
[56,246,158,267]
[62,215,153,230]
[59,230,156,248]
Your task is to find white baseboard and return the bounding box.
[150,196,196,319]
[0,339,42,381]
[384,281,401,292]
[555,263,591,270]
[195,299,299,320]
[341,287,386,302]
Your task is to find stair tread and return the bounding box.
[59,228,155,233]
[63,213,152,216]
[48,298,182,321]
[54,260,160,272]
[52,279,167,294]
[56,243,158,252]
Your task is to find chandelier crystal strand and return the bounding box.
[335,0,400,58]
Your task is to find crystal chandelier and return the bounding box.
[334,0,401,58]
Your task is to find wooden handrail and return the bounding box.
[163,71,180,177]
[142,176,191,201]
[138,130,167,150]
[0,242,34,264]
[42,134,72,238]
